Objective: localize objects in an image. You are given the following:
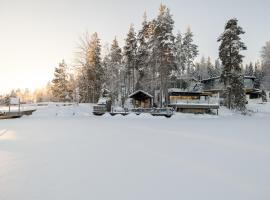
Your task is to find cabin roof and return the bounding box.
[201,75,256,83]
[128,90,153,99]
[200,76,220,83]
[244,75,256,79]
[168,88,202,94]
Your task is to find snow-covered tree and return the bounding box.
[51,60,69,101]
[182,27,199,76]
[194,56,208,80]
[88,32,103,102]
[230,74,247,111]
[254,60,263,89]
[214,59,222,77]
[175,32,185,77]
[206,57,216,78]
[76,32,103,103]
[103,37,122,102]
[261,89,267,102]
[261,41,270,89]
[136,13,150,91]
[245,62,254,76]
[149,4,176,106]
[218,18,247,111]
[123,24,137,94]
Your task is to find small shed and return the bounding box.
[128,90,153,108]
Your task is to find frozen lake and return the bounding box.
[0,103,270,200]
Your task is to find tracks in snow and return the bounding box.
[0,129,8,137]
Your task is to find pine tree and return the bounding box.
[182,27,199,77]
[175,32,185,77]
[77,32,103,103]
[261,41,270,89]
[51,60,69,102]
[214,59,222,77]
[245,62,254,76]
[104,37,122,102]
[136,13,150,91]
[230,74,247,111]
[146,19,159,94]
[254,61,263,89]
[206,57,216,78]
[194,56,208,80]
[67,73,77,102]
[88,32,103,102]
[149,4,176,106]
[218,18,247,111]
[123,24,137,94]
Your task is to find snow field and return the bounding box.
[0,102,270,200]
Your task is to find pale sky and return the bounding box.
[0,0,269,94]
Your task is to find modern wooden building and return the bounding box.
[168,88,220,114]
[201,76,261,99]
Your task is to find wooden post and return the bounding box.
[18,98,21,114]
[8,97,10,114]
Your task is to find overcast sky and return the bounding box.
[0,0,269,93]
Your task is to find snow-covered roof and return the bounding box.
[128,90,153,98]
[200,76,221,82]
[168,88,184,93]
[244,76,256,79]
[201,75,256,82]
[168,88,202,94]
[97,97,108,105]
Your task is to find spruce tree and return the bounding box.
[182,27,199,77]
[175,32,185,77]
[51,60,69,102]
[254,61,263,89]
[123,24,137,94]
[146,19,159,94]
[194,56,208,80]
[105,37,122,102]
[261,41,270,89]
[214,59,222,77]
[261,90,267,102]
[206,57,216,78]
[245,62,254,76]
[76,32,102,103]
[136,13,150,91]
[151,4,176,106]
[230,74,247,111]
[82,32,103,102]
[218,18,247,111]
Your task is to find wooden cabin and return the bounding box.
[128,90,153,108]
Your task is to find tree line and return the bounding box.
[52,5,213,105]
[2,4,270,112]
[47,5,270,112]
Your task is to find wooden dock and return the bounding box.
[0,109,36,120]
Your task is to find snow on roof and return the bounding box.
[244,75,256,79]
[97,97,108,105]
[168,88,202,94]
[201,75,256,82]
[200,76,221,82]
[128,90,153,98]
[168,88,183,93]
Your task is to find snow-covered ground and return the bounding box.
[0,101,270,200]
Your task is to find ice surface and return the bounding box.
[0,101,270,200]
